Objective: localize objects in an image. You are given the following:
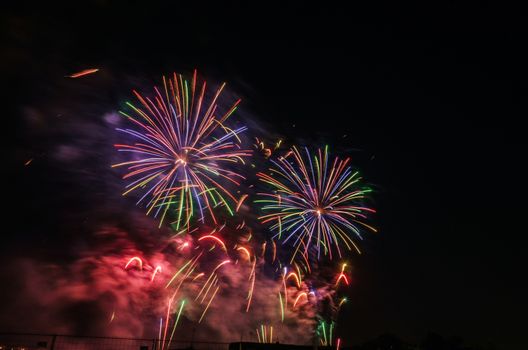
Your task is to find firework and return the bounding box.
[113,71,251,228]
[293,292,308,308]
[253,137,283,158]
[256,145,376,261]
[317,320,335,346]
[106,72,378,345]
[256,324,274,343]
[125,256,143,270]
[335,263,350,287]
[66,68,99,78]
[151,266,162,282]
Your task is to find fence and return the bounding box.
[0,333,230,350]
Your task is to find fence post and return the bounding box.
[50,334,57,350]
[152,338,157,350]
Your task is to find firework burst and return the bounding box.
[256,146,376,261]
[113,71,251,228]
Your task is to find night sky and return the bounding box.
[3,2,527,349]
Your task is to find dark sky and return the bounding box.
[3,1,527,349]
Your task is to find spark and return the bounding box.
[66,68,99,78]
[279,291,285,322]
[236,194,249,212]
[125,257,143,270]
[246,258,257,312]
[237,246,251,260]
[198,285,220,323]
[192,272,205,281]
[293,292,308,308]
[165,254,201,288]
[336,263,349,287]
[198,234,227,251]
[158,318,163,350]
[167,299,186,349]
[338,297,347,308]
[151,266,162,282]
[287,271,301,288]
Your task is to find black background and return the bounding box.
[3,2,527,348]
